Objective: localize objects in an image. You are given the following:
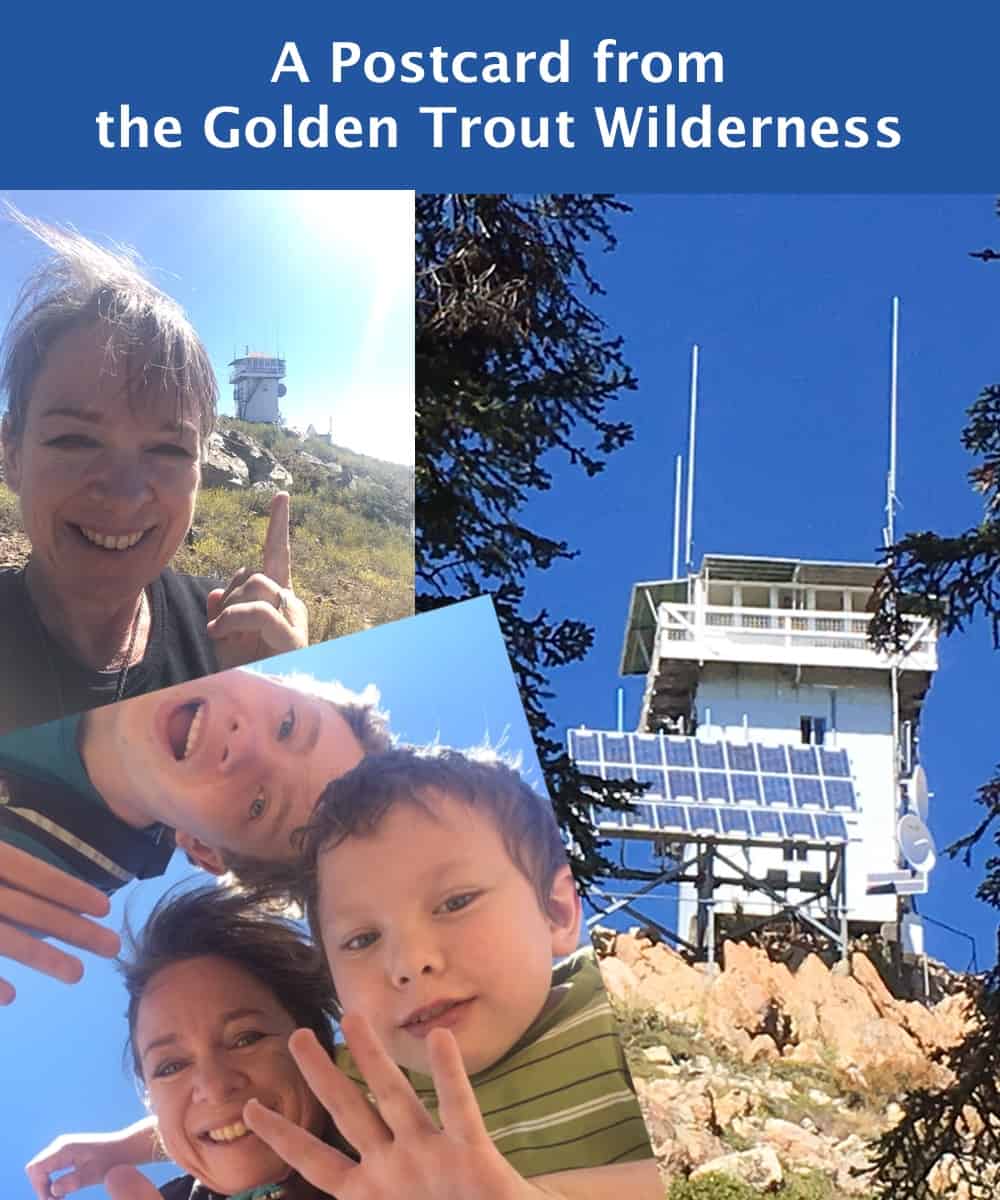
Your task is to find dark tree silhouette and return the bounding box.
[415,194,642,886]
[867,214,1000,1199]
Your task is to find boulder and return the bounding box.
[691,1146,783,1193]
[202,432,250,488]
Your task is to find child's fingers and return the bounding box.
[340,1013,439,1139]
[287,1027,391,1153]
[243,1099,355,1194]
[426,1027,489,1145]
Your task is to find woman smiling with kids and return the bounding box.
[25,746,660,1199]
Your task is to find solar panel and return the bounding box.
[819,748,850,778]
[783,811,815,840]
[635,767,666,795]
[695,741,725,769]
[720,808,752,836]
[658,804,689,831]
[825,780,857,810]
[700,771,731,802]
[567,731,859,845]
[751,810,783,838]
[725,742,757,771]
[793,777,825,808]
[758,745,789,773]
[762,776,793,806]
[688,806,720,833]
[789,747,819,775]
[668,769,699,800]
[605,765,633,782]
[816,813,848,841]
[568,731,599,762]
[633,735,663,765]
[665,738,695,767]
[731,773,761,803]
[601,733,631,763]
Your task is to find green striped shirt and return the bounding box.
[337,948,654,1176]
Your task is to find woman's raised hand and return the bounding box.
[0,842,119,1006]
[206,492,309,668]
[244,1014,551,1200]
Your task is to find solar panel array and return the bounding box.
[568,729,855,845]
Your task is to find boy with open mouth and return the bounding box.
[0,666,388,1005]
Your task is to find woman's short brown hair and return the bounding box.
[1,205,217,446]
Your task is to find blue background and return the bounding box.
[2,2,997,189]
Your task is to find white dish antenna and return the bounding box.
[897,813,936,874]
[910,764,930,822]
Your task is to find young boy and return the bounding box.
[0,668,387,1006]
[299,746,656,1178]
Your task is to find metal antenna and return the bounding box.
[884,296,900,549]
[684,345,700,571]
[672,453,683,578]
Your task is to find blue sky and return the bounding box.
[0,191,414,464]
[519,195,999,975]
[3,599,542,1192]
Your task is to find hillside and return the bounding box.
[597,928,976,1200]
[0,416,413,643]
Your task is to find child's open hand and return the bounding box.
[244,1013,554,1200]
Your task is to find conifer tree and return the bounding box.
[415,194,641,884]
[868,210,1000,1199]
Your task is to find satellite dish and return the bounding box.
[897,813,936,873]
[277,383,288,398]
[910,765,930,821]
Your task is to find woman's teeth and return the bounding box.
[79,526,146,551]
[206,1120,250,1143]
[184,705,204,759]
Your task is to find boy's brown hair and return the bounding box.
[300,746,569,957]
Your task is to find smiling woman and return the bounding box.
[119,885,351,1200]
[0,208,308,735]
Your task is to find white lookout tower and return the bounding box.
[568,321,941,972]
[230,351,287,424]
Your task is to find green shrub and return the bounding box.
[668,1174,756,1200]
[778,1171,836,1200]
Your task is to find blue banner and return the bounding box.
[3,2,997,190]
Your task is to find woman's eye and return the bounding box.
[149,443,194,458]
[232,1030,266,1049]
[278,708,296,741]
[44,434,98,449]
[249,789,267,820]
[152,1059,186,1079]
[343,930,378,952]
[439,892,478,915]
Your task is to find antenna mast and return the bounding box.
[684,345,699,571]
[672,454,683,578]
[885,296,900,549]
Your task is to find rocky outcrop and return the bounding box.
[202,429,293,490]
[598,928,977,1196]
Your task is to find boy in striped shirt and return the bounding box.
[300,747,656,1178]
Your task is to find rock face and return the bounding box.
[597,928,976,1196]
[202,429,293,490]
